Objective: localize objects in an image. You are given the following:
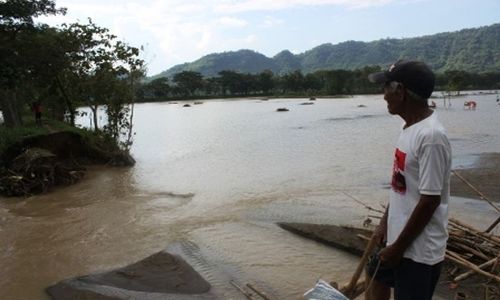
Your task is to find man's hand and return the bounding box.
[378,243,404,268]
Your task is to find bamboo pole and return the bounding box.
[340,280,366,299]
[230,280,257,300]
[485,216,500,233]
[453,257,498,282]
[246,283,272,300]
[452,170,500,214]
[342,191,385,214]
[452,242,490,261]
[446,251,500,283]
[343,231,379,298]
[450,218,500,245]
[357,234,371,242]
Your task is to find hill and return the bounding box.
[153,23,500,78]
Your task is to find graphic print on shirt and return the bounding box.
[391,148,407,194]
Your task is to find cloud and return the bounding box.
[261,16,285,28]
[243,34,257,44]
[216,17,248,27]
[214,0,396,13]
[38,0,401,74]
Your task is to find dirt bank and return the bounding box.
[0,131,135,196]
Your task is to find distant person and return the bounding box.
[365,60,451,300]
[32,101,42,126]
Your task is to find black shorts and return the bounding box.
[366,248,442,300]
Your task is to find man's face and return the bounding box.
[383,81,404,115]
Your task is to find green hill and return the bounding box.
[154,23,500,78]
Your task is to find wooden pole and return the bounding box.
[230,280,257,300]
[342,191,385,214]
[453,257,498,282]
[450,218,500,245]
[342,231,379,298]
[246,283,272,300]
[446,251,500,283]
[452,242,490,261]
[485,216,500,233]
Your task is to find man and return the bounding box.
[32,100,42,126]
[365,60,452,300]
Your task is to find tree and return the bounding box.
[444,70,470,95]
[172,71,203,97]
[258,70,274,94]
[217,70,242,95]
[58,19,144,140]
[281,70,304,93]
[303,73,322,94]
[0,0,66,127]
[147,77,171,98]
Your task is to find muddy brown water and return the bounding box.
[1,93,499,299]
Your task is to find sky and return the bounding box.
[39,0,500,76]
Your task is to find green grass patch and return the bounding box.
[0,118,120,167]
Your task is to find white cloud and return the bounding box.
[38,0,401,74]
[243,34,257,44]
[261,16,285,28]
[214,0,396,13]
[217,17,248,27]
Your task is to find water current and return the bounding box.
[1,93,499,299]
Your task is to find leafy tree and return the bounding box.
[172,71,203,97]
[148,77,171,98]
[217,70,244,95]
[57,19,144,140]
[258,70,274,94]
[303,73,322,94]
[281,70,304,93]
[0,0,66,127]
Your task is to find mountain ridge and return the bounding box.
[152,23,500,79]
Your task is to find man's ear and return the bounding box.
[395,83,406,99]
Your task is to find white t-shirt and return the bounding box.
[387,112,451,265]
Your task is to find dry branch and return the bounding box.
[446,251,500,283]
[454,257,498,282]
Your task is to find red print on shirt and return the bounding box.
[391,148,407,194]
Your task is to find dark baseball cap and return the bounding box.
[368,60,435,99]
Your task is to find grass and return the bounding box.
[0,116,120,167]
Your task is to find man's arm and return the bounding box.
[378,194,441,266]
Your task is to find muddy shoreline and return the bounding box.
[451,152,500,202]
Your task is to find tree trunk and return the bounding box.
[55,76,76,126]
[0,89,23,127]
[90,105,99,131]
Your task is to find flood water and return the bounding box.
[1,93,499,299]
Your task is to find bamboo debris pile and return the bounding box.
[361,212,500,285]
[445,218,500,284]
[345,185,499,287]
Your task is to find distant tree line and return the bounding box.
[138,69,500,101]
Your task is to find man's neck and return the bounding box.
[401,106,433,129]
